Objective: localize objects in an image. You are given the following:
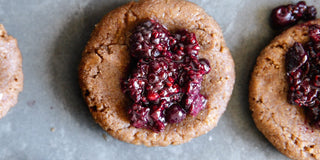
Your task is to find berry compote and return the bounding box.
[271,1,317,29]
[286,25,320,127]
[122,19,211,132]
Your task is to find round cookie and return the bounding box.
[79,0,235,146]
[0,24,23,119]
[250,19,320,160]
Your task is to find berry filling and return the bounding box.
[286,25,320,126]
[122,19,211,132]
[271,1,317,29]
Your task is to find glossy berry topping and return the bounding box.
[129,20,170,59]
[123,19,211,132]
[304,6,317,21]
[166,104,186,123]
[271,1,317,29]
[286,25,320,126]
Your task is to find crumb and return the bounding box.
[50,106,53,110]
[50,128,55,132]
[27,100,36,107]
[102,133,107,141]
[208,136,213,141]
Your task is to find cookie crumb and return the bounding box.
[27,100,36,107]
[102,133,107,141]
[50,127,55,132]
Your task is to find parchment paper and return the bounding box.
[0,0,318,159]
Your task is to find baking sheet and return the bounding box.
[0,0,317,159]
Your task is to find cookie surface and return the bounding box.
[250,19,320,160]
[0,24,23,119]
[79,0,235,146]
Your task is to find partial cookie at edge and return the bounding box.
[0,24,23,119]
[249,19,320,160]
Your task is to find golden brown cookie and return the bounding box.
[0,24,23,119]
[250,19,320,160]
[79,0,235,146]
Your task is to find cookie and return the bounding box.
[0,24,23,119]
[79,0,235,146]
[250,19,320,159]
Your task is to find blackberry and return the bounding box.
[271,1,317,29]
[129,19,170,59]
[123,19,211,132]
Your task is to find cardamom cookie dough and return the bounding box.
[0,24,23,119]
[79,0,235,146]
[250,19,320,160]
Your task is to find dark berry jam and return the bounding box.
[122,19,211,132]
[286,25,320,126]
[271,1,317,29]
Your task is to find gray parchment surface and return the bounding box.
[0,0,317,160]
